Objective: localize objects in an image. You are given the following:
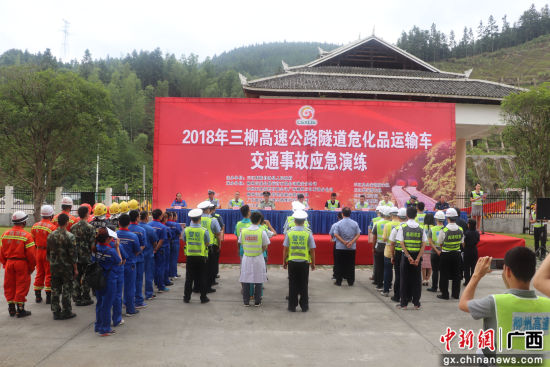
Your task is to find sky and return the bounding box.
[1,0,548,62]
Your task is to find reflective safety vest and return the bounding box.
[427,225,443,254]
[402,224,423,252]
[493,293,550,360]
[184,226,207,257]
[385,221,401,250]
[394,222,405,251]
[416,213,426,225]
[355,202,368,209]
[442,226,463,251]
[472,190,484,206]
[235,220,251,238]
[376,219,389,244]
[287,230,311,262]
[326,200,339,210]
[230,199,244,207]
[200,216,217,246]
[379,200,393,207]
[241,228,263,257]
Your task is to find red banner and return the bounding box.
[154,98,456,210]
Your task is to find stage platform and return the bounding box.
[177,232,524,265]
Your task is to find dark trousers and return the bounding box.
[334,249,356,285]
[383,257,393,293]
[288,261,309,311]
[207,247,219,287]
[534,226,547,258]
[243,283,262,305]
[184,256,208,300]
[393,251,402,301]
[463,249,478,285]
[74,263,91,302]
[373,243,385,287]
[439,251,461,298]
[332,244,336,278]
[400,251,421,307]
[430,252,440,290]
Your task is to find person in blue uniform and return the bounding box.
[117,214,141,317]
[111,225,127,328]
[170,193,187,208]
[166,212,182,280]
[128,210,147,308]
[93,227,121,336]
[139,211,158,300]
[160,213,174,287]
[149,209,169,292]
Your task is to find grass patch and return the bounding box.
[493,232,534,250]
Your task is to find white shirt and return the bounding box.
[396,219,428,242]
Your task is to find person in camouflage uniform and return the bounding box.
[70,205,96,306]
[46,213,78,320]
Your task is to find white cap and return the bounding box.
[40,205,54,217]
[293,210,308,220]
[188,208,203,218]
[291,201,306,211]
[12,211,28,224]
[375,206,382,213]
[61,197,73,206]
[389,207,399,215]
[445,208,458,218]
[197,201,211,209]
[434,211,446,220]
[397,208,407,218]
[107,227,117,239]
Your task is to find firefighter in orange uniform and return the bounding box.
[31,205,57,304]
[0,211,36,317]
[52,197,78,230]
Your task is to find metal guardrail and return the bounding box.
[454,190,525,219]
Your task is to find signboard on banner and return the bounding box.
[153,98,456,211]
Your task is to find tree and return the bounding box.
[501,84,550,199]
[0,66,116,220]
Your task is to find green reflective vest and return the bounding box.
[472,190,484,206]
[184,226,207,257]
[402,224,423,252]
[286,216,310,230]
[355,202,368,209]
[494,293,550,360]
[416,213,426,225]
[241,228,263,257]
[230,199,244,207]
[379,200,394,207]
[200,216,217,246]
[427,225,443,254]
[442,226,463,251]
[376,219,389,244]
[387,221,401,250]
[533,213,546,228]
[235,220,251,238]
[326,200,340,210]
[287,230,311,262]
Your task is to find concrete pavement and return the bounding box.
[0,264,535,367]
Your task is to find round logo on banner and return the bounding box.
[296,105,318,126]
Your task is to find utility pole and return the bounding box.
[95,144,99,194]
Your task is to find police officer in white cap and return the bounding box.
[283,201,309,234]
[283,210,316,312]
[388,208,407,302]
[437,208,464,300]
[183,208,211,304]
[427,211,446,292]
[197,201,221,293]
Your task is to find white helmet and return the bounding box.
[291,201,306,211]
[375,206,382,213]
[434,210,446,221]
[61,197,73,206]
[12,211,28,224]
[188,208,203,218]
[389,207,399,215]
[40,205,54,217]
[397,208,407,218]
[445,208,458,218]
[293,210,308,220]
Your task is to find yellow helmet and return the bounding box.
[119,201,129,213]
[94,203,107,217]
[128,199,139,211]
[109,202,120,215]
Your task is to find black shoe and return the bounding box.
[193,289,200,293]
[427,288,437,292]
[334,281,342,286]
[8,304,16,317]
[166,282,174,286]
[437,294,449,300]
[348,282,354,287]
[16,305,31,318]
[200,297,210,304]
[288,308,296,312]
[81,299,94,306]
[183,298,190,303]
[35,290,42,303]
[301,307,309,312]
[207,288,216,293]
[212,281,219,286]
[61,312,76,320]
[45,292,51,304]
[452,295,460,300]
[390,296,400,303]
[53,313,63,320]
[216,275,220,279]
[285,296,289,300]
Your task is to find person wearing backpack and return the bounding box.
[93,227,121,337]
